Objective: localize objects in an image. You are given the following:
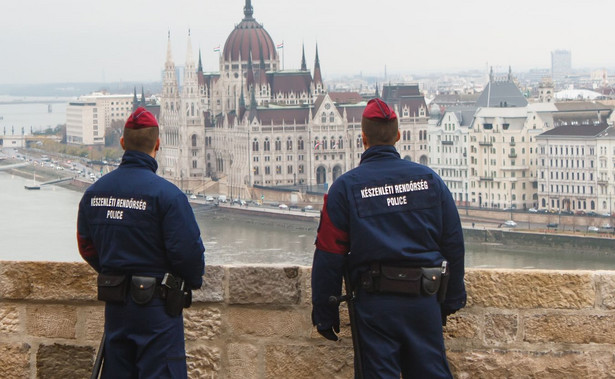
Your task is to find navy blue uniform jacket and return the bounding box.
[312,145,466,328]
[77,150,205,289]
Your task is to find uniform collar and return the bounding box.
[360,145,400,165]
[120,150,158,172]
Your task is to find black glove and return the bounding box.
[441,305,457,326]
[317,324,340,341]
[312,308,340,341]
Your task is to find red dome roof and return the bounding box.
[222,4,277,63]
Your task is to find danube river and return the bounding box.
[2,172,615,269]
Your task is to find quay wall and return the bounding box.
[0,262,614,378]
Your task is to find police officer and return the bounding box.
[311,98,466,378]
[77,107,205,378]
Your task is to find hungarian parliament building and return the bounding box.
[157,1,429,199]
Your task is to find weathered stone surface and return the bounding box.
[0,343,30,378]
[26,305,77,339]
[443,313,480,340]
[524,313,615,343]
[193,265,225,303]
[0,305,20,334]
[187,345,221,378]
[184,306,223,340]
[228,307,310,338]
[37,344,94,379]
[227,343,259,378]
[0,261,96,301]
[466,269,594,309]
[594,271,615,309]
[265,344,354,379]
[484,313,518,345]
[228,266,301,304]
[300,267,312,306]
[81,306,104,341]
[448,350,615,378]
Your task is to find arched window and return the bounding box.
[356,135,362,148]
[264,138,271,151]
[338,136,344,149]
[191,134,197,147]
[329,112,335,122]
[252,138,259,152]
[321,112,327,123]
[322,137,328,149]
[275,137,282,151]
[298,137,304,150]
[286,137,293,150]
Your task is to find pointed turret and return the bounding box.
[249,83,258,121]
[133,87,139,111]
[238,79,246,119]
[243,0,254,20]
[313,43,323,94]
[198,48,203,73]
[246,51,255,88]
[163,31,179,99]
[375,83,380,98]
[141,86,146,106]
[301,44,307,71]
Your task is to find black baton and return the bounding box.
[90,331,105,379]
[328,266,364,379]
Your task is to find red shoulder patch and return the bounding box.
[315,194,350,254]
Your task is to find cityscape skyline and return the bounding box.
[2,0,614,85]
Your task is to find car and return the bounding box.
[587,211,598,217]
[528,208,538,213]
[302,205,314,211]
[278,203,288,209]
[588,226,600,233]
[503,220,517,227]
[205,196,214,202]
[601,224,613,230]
[561,210,574,215]
[546,222,558,228]
[189,194,197,200]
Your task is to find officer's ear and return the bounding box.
[120,136,126,151]
[361,132,370,150]
[154,138,160,152]
[396,130,400,143]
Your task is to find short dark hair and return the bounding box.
[122,126,159,153]
[361,117,398,145]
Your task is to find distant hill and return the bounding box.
[0,82,162,97]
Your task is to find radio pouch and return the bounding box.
[97,273,128,303]
[377,265,422,295]
[130,276,157,305]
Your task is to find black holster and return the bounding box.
[161,273,191,317]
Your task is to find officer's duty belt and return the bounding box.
[360,261,449,300]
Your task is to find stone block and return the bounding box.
[227,343,259,379]
[193,265,225,303]
[187,345,221,378]
[466,269,594,309]
[0,261,96,301]
[0,343,30,378]
[524,313,615,344]
[0,305,20,334]
[594,271,615,309]
[443,312,480,340]
[36,344,94,379]
[184,306,223,341]
[81,306,105,342]
[228,307,310,338]
[265,344,354,379]
[448,349,615,378]
[484,313,518,345]
[26,305,77,339]
[228,266,301,304]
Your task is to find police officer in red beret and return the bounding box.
[77,107,205,378]
[311,98,466,378]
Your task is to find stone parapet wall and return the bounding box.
[0,262,614,378]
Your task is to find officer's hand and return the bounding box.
[317,324,340,341]
[441,305,458,326]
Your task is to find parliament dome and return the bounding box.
[222,1,277,63]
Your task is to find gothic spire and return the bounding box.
[301,43,307,71]
[243,0,254,20]
[141,86,146,106]
[198,48,203,73]
[133,87,138,111]
[313,43,322,86]
[166,30,173,64]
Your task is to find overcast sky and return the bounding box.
[2,0,614,85]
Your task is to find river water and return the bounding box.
[1,171,615,270]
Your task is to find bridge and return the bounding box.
[24,176,74,190]
[0,163,28,171]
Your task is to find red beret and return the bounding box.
[125,107,158,129]
[362,98,397,121]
